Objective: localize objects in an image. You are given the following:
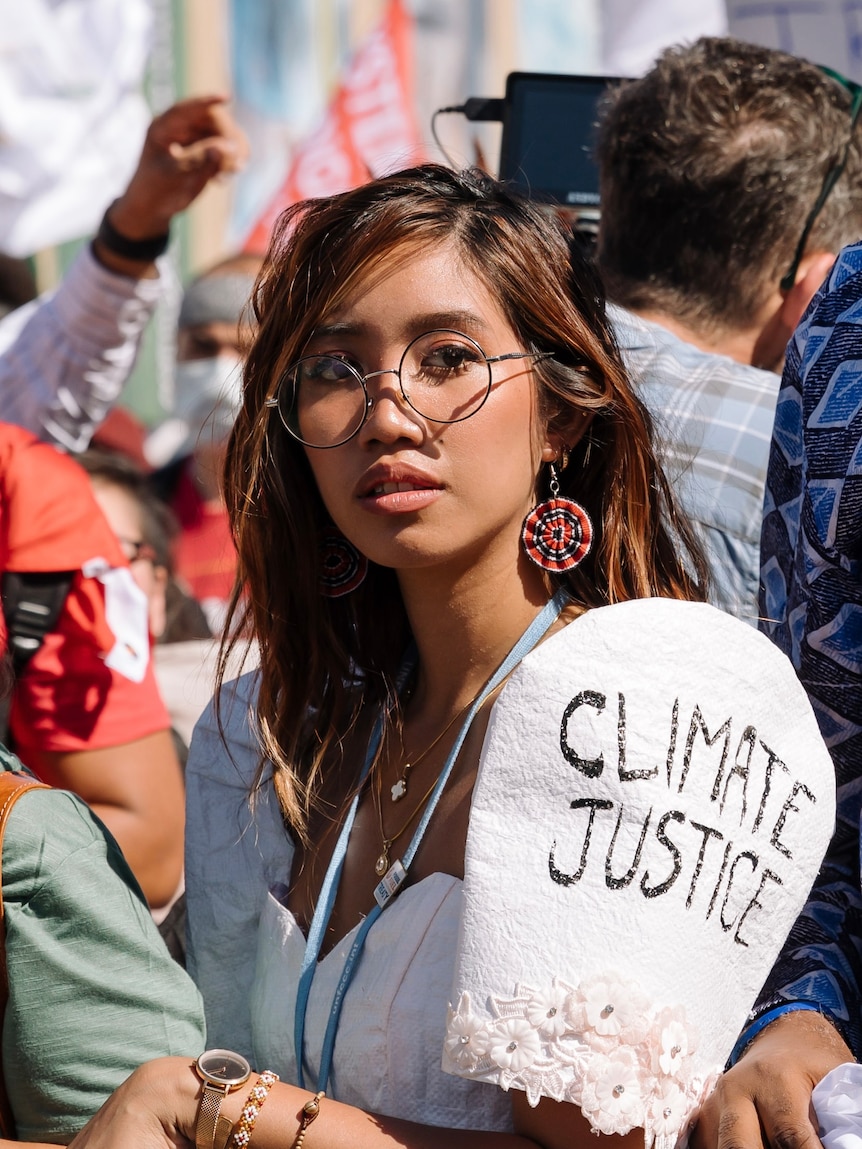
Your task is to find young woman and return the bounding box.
[68,166,707,1149]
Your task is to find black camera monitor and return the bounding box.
[498,72,619,207]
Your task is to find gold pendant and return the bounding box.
[375,845,390,876]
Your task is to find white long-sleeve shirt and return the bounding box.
[0,245,165,451]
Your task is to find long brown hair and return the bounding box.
[221,164,707,838]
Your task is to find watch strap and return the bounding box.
[214,1113,236,1149]
[195,1081,227,1149]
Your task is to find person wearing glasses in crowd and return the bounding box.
[61,165,840,1149]
[595,36,862,626]
[0,420,187,911]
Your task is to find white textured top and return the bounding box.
[252,874,512,1129]
[184,670,511,1129]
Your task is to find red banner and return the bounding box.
[243,0,424,253]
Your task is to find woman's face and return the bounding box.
[296,241,558,583]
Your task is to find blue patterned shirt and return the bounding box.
[757,242,862,1056]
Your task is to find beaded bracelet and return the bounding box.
[230,1070,280,1149]
[290,1090,325,1149]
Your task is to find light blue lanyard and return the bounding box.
[293,588,569,1092]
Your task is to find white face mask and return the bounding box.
[172,355,244,423]
[144,355,244,469]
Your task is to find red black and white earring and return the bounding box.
[319,527,368,597]
[521,463,592,572]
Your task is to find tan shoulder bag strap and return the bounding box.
[0,772,49,1140]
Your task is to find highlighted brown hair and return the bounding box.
[220,165,707,837]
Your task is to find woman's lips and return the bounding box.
[369,481,430,495]
[357,471,442,513]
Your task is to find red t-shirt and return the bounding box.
[171,463,236,610]
[0,423,169,755]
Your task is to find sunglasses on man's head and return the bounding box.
[780,66,862,292]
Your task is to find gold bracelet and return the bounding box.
[230,1071,279,1148]
[290,1090,325,1149]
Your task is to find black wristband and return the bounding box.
[95,200,170,261]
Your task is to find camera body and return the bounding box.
[497,72,619,209]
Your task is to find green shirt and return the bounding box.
[1,750,205,1141]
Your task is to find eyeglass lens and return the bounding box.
[118,537,153,564]
[279,330,494,448]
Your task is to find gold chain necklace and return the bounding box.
[374,765,447,877]
[388,696,474,803]
[374,686,487,876]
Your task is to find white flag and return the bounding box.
[0,0,153,257]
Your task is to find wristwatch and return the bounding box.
[193,1048,253,1149]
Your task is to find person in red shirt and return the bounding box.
[0,422,184,909]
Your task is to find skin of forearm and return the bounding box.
[86,800,183,909]
[0,1141,61,1148]
[28,731,186,910]
[207,1066,541,1149]
[74,1058,545,1149]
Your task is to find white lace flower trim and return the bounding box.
[443,972,717,1147]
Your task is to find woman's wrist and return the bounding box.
[153,1057,208,1141]
[734,1006,852,1073]
[91,197,170,278]
[728,1003,821,1066]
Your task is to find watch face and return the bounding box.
[196,1048,252,1087]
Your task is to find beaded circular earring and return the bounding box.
[521,463,592,572]
[319,527,368,596]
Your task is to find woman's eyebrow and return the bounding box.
[409,310,491,336]
[312,311,492,341]
[310,320,365,340]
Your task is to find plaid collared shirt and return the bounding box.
[610,304,781,625]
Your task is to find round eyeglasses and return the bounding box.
[264,328,552,449]
[118,536,158,565]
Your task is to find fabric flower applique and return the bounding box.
[443,992,491,1071]
[443,971,706,1147]
[490,980,587,1069]
[651,1005,695,1079]
[567,973,651,1052]
[524,980,575,1039]
[577,1047,646,1136]
[647,1077,691,1144]
[486,1017,543,1073]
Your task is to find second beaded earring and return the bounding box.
[319,527,368,597]
[521,463,593,573]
